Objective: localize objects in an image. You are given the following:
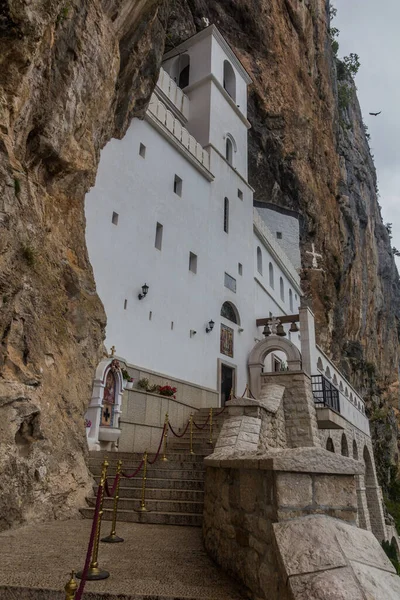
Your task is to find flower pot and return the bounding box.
[125,381,134,390]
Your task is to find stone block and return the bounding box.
[314,475,356,509]
[240,471,259,512]
[289,567,364,600]
[334,520,395,573]
[274,516,347,576]
[351,561,400,599]
[276,473,312,508]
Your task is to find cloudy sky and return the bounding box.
[335,0,400,264]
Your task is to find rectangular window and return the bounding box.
[139,143,146,158]
[223,197,229,233]
[171,321,174,330]
[276,231,282,239]
[124,299,127,310]
[174,175,182,197]
[155,222,163,250]
[238,189,243,200]
[224,272,236,293]
[238,263,243,276]
[112,211,119,225]
[189,252,197,273]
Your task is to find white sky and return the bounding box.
[335,0,400,264]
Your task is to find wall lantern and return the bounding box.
[138,283,149,300]
[206,319,215,333]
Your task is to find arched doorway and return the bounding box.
[248,336,302,398]
[220,302,240,405]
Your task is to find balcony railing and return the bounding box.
[312,375,340,414]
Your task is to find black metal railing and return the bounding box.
[312,375,340,414]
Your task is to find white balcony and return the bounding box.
[148,94,211,172]
[156,68,190,121]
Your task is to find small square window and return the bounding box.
[238,189,243,200]
[174,175,182,197]
[139,143,146,158]
[155,222,163,250]
[276,231,282,239]
[189,252,197,274]
[238,263,243,276]
[224,272,236,293]
[112,211,119,225]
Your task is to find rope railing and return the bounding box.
[65,387,258,597]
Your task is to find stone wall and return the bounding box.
[119,360,218,453]
[203,448,369,600]
[318,426,387,541]
[261,372,320,448]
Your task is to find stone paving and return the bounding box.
[0,520,249,599]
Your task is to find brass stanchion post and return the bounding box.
[64,571,78,599]
[189,415,194,455]
[138,451,148,512]
[208,408,213,445]
[77,457,110,581]
[101,460,124,543]
[162,413,169,461]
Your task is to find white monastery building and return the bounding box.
[83,24,389,547]
[85,25,369,465]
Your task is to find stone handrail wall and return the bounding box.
[315,346,370,435]
[253,208,301,287]
[148,94,211,171]
[157,67,190,120]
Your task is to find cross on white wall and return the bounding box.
[306,244,322,269]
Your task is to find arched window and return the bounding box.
[280,277,284,301]
[326,437,335,453]
[269,262,274,288]
[226,137,233,165]
[221,301,240,325]
[178,54,190,88]
[257,247,262,275]
[223,197,229,233]
[325,366,331,380]
[341,434,349,457]
[317,357,323,371]
[289,288,293,312]
[223,60,236,100]
[353,440,359,460]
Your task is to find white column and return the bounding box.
[299,305,318,376]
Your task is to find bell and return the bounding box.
[289,321,299,333]
[263,324,271,337]
[276,323,287,337]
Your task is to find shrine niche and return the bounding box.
[85,358,124,451]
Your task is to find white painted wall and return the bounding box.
[256,205,301,270]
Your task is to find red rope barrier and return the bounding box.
[168,420,190,438]
[104,473,120,498]
[122,459,144,479]
[215,405,227,417]
[75,484,103,600]
[193,413,210,430]
[148,424,166,465]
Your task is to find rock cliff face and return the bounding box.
[0,0,167,530]
[1,0,399,530]
[166,0,400,490]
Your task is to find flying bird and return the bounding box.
[369,111,382,116]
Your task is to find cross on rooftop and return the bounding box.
[110,345,116,357]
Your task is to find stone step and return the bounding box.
[87,495,204,514]
[100,486,204,501]
[93,467,204,480]
[94,476,205,490]
[80,507,203,527]
[89,459,206,472]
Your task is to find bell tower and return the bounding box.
[162,25,252,180]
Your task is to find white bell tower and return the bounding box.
[163,25,252,180]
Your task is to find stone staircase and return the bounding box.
[81,407,226,527]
